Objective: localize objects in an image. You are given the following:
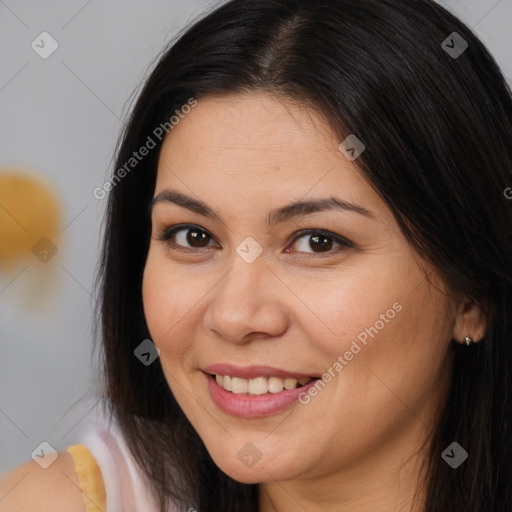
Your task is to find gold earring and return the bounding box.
[464,335,474,346]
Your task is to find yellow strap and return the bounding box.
[66,444,107,512]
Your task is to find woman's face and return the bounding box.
[142,92,459,484]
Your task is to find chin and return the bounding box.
[225,470,267,484]
[209,448,305,484]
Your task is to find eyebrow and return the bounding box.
[151,189,377,226]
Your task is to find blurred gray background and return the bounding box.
[1,0,511,475]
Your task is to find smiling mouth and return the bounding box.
[207,373,319,396]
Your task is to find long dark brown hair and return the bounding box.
[93,0,512,510]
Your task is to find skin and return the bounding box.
[142,92,486,512]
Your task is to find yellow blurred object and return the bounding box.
[66,444,107,512]
[0,168,61,275]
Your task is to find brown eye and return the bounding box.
[287,230,352,255]
[181,228,210,248]
[157,225,217,250]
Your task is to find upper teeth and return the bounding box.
[215,375,312,395]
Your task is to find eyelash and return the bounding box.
[155,224,353,256]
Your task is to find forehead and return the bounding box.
[160,93,336,164]
[154,92,385,222]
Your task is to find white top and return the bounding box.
[77,413,177,512]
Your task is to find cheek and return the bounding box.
[142,251,184,350]
[309,255,447,356]
[289,262,404,359]
[336,277,454,421]
[142,259,168,340]
[298,259,454,407]
[142,249,209,371]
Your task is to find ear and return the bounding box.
[452,297,487,344]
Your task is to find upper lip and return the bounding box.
[202,364,320,380]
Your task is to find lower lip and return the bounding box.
[204,372,319,418]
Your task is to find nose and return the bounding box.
[203,250,289,344]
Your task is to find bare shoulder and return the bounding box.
[0,450,85,512]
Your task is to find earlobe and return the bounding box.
[452,298,487,345]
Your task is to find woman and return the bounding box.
[2,0,511,510]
